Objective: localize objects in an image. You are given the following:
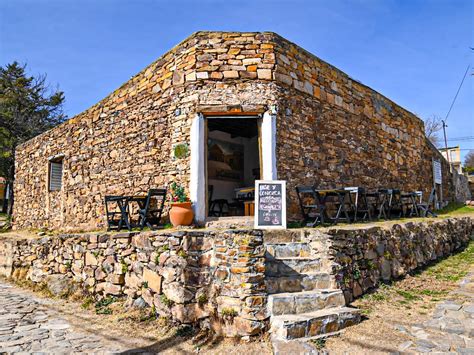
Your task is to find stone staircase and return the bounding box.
[265,237,361,345]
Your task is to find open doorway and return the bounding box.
[206,116,261,217]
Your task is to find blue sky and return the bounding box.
[1,0,473,160]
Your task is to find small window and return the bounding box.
[49,159,63,191]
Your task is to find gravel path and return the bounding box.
[0,282,130,354]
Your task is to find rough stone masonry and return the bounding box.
[0,217,471,339]
[13,31,453,231]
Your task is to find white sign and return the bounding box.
[433,160,442,185]
[254,180,286,230]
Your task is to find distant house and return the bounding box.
[439,146,463,174]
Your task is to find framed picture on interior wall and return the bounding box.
[207,138,244,181]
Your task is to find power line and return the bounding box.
[440,64,470,167]
[448,136,474,140]
[448,137,474,142]
[444,64,470,123]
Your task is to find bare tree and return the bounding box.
[424,115,443,146]
[465,150,474,168]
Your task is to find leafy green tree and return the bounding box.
[0,62,66,214]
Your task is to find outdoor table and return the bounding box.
[379,189,403,218]
[343,187,372,222]
[400,192,419,217]
[314,189,351,225]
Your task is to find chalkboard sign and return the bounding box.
[254,180,286,229]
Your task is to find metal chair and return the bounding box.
[296,185,326,226]
[208,185,229,217]
[344,187,372,222]
[105,195,130,231]
[416,188,437,217]
[137,188,167,229]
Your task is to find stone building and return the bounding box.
[14,31,452,231]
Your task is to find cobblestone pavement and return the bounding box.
[398,271,474,353]
[0,282,131,353]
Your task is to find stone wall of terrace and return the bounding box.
[0,229,268,338]
[322,217,473,303]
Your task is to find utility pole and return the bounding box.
[441,119,451,171]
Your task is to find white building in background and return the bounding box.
[439,146,463,174]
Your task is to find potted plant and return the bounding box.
[169,182,194,227]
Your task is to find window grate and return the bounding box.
[49,161,63,191]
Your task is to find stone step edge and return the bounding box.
[268,288,342,299]
[270,307,360,341]
[271,329,344,346]
[266,256,322,261]
[268,289,346,316]
[271,306,360,325]
[265,272,333,279]
[265,242,310,245]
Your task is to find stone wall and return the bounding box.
[319,217,473,303]
[271,34,453,218]
[452,169,471,203]
[1,217,472,338]
[0,229,268,337]
[14,31,453,230]
[13,31,279,231]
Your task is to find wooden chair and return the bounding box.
[137,189,167,229]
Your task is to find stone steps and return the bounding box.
[265,257,323,277]
[265,239,361,344]
[268,289,345,316]
[266,242,312,258]
[266,273,335,294]
[270,306,361,341]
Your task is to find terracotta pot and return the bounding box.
[169,202,194,227]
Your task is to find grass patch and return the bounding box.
[311,338,326,350]
[395,289,419,301]
[354,241,473,316]
[425,242,474,282]
[81,296,95,309]
[95,296,116,315]
[417,289,449,297]
[438,202,474,216]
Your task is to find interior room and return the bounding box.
[206,116,260,217]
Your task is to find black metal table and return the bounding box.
[400,192,419,217]
[344,187,372,222]
[314,189,351,225]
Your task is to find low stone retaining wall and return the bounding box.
[0,217,472,339]
[0,229,267,337]
[323,217,473,303]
